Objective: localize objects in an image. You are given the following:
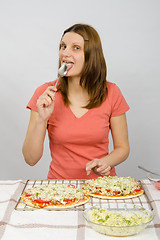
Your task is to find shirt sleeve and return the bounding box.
[26,81,54,112]
[110,83,130,117]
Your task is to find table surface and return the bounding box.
[0,179,160,240]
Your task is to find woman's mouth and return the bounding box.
[63,62,74,71]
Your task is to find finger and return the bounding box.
[42,98,51,107]
[45,90,56,101]
[45,95,54,105]
[101,170,111,176]
[47,86,57,94]
[42,89,56,102]
[99,166,111,175]
[38,96,52,108]
[86,159,98,170]
[48,85,57,92]
[96,164,110,172]
[86,160,99,175]
[92,167,101,176]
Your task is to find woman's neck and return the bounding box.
[67,77,89,105]
[68,76,83,94]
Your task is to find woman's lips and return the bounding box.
[65,63,74,71]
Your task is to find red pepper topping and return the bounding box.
[106,189,111,192]
[134,188,141,192]
[64,198,76,203]
[68,184,75,188]
[25,193,32,197]
[34,199,51,204]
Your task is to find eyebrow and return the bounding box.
[60,41,83,45]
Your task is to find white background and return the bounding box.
[0,0,159,180]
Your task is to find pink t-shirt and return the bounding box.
[27,81,129,179]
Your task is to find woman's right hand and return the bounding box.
[36,86,57,122]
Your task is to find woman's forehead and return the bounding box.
[61,32,84,45]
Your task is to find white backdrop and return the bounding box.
[0,0,159,180]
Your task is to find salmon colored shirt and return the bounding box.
[27,81,129,179]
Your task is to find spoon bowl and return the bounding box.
[55,63,68,88]
[58,63,68,77]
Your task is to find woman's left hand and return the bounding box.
[86,157,111,176]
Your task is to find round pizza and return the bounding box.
[21,183,89,209]
[82,176,144,199]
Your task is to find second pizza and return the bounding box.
[82,176,144,199]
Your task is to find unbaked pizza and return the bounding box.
[21,183,89,209]
[82,176,144,199]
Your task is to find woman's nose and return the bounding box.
[62,47,71,57]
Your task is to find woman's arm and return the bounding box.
[22,110,47,166]
[86,113,130,175]
[22,85,57,166]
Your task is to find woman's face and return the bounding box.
[59,32,85,79]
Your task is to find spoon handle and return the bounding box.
[138,166,160,177]
[54,76,60,88]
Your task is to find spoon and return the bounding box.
[138,166,160,177]
[54,63,68,88]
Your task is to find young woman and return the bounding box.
[22,23,130,179]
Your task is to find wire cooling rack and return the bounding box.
[15,179,153,211]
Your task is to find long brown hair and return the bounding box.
[58,23,107,109]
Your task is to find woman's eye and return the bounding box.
[61,44,66,49]
[74,46,80,50]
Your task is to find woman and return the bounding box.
[22,23,130,179]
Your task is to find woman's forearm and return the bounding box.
[23,86,57,166]
[106,113,130,170]
[22,115,47,166]
[105,145,130,168]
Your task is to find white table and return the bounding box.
[0,179,160,240]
